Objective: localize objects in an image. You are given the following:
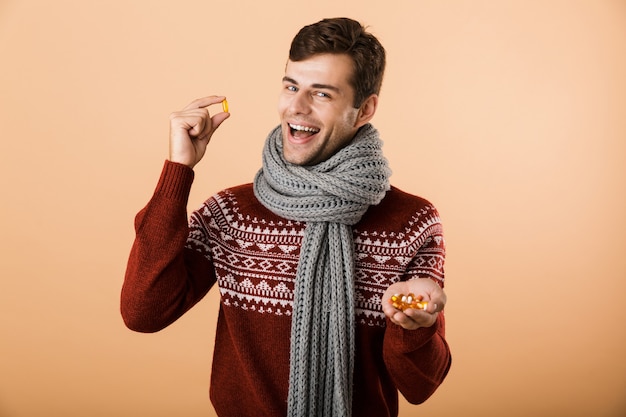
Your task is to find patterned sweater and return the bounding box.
[121,161,451,417]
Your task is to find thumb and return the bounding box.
[211,111,231,131]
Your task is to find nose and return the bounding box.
[288,91,311,115]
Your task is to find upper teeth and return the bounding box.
[289,124,319,132]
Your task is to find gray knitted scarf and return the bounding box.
[253,123,391,417]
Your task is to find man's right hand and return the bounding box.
[168,95,230,168]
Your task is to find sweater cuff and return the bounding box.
[385,316,440,353]
[154,160,195,202]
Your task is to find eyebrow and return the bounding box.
[282,76,341,94]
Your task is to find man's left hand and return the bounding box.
[381,278,447,330]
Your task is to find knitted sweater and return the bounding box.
[121,161,451,417]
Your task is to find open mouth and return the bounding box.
[289,123,320,140]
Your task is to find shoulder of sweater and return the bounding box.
[381,185,438,212]
[205,183,282,221]
[358,185,441,230]
[212,183,255,204]
[220,182,254,195]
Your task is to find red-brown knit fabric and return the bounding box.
[121,160,451,417]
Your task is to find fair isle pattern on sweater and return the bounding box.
[186,185,445,328]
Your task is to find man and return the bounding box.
[122,17,451,417]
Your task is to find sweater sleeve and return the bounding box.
[382,208,451,404]
[382,313,451,404]
[120,160,216,333]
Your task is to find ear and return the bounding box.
[354,94,379,128]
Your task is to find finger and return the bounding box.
[170,108,209,127]
[194,111,231,143]
[428,302,443,313]
[405,308,439,329]
[390,311,419,330]
[183,95,227,111]
[210,111,231,131]
[404,307,428,320]
[382,306,395,318]
[188,114,208,137]
[426,293,446,313]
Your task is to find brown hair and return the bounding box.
[289,17,386,108]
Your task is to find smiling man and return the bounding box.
[121,17,451,417]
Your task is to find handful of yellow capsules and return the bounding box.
[222,99,229,113]
[390,293,428,311]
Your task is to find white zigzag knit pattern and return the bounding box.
[186,187,445,329]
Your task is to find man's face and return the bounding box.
[278,53,364,166]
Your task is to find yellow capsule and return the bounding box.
[222,99,229,113]
[389,294,402,310]
[414,301,428,310]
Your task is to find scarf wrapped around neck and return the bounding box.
[253,124,391,416]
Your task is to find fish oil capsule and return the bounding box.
[390,294,403,310]
[222,99,229,113]
[409,293,428,310]
[389,293,428,311]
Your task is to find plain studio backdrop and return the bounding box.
[1,1,625,416]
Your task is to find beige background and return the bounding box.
[1,1,625,416]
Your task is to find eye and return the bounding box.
[286,85,298,92]
[314,91,331,99]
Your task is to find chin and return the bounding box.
[283,152,308,166]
